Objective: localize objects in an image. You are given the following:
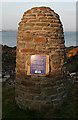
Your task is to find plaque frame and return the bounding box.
[27,55,49,76]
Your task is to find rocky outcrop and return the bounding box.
[2,45,16,76]
[66,46,78,58]
[65,46,78,73]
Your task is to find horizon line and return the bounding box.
[0,29,77,32]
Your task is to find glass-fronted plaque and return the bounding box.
[30,55,46,74]
[27,55,49,76]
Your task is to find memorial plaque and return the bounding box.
[27,55,49,75]
[30,55,46,74]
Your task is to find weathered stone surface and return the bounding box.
[33,36,46,43]
[16,6,67,113]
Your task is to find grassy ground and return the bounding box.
[0,82,2,120]
[2,80,78,120]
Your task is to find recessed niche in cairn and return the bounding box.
[16,7,67,112]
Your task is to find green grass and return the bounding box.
[0,83,2,120]
[2,84,44,120]
[2,81,78,120]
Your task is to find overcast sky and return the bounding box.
[0,1,77,31]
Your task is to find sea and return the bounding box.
[0,31,77,47]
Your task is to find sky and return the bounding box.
[0,0,77,31]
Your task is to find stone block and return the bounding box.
[27,87,41,94]
[23,32,33,41]
[50,94,57,100]
[36,22,49,26]
[37,13,45,16]
[25,22,35,26]
[34,36,46,43]
[21,80,35,87]
[21,48,37,53]
[40,103,53,112]
[41,87,57,96]
[30,101,41,110]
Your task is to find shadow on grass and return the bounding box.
[2,80,78,120]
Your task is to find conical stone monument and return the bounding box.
[15,6,67,113]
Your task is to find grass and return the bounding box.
[2,84,44,120]
[2,80,78,120]
[0,83,2,120]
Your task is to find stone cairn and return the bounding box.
[16,7,67,113]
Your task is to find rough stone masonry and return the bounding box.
[15,6,67,113]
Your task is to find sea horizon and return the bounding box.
[0,30,77,47]
[0,29,77,32]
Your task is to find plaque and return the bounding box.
[30,55,46,74]
[27,55,49,76]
